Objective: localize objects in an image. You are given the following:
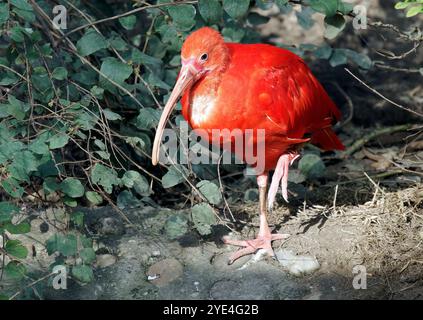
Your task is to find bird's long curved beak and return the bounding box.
[151,61,199,166]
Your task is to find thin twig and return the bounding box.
[342,124,417,156]
[217,152,236,222]
[345,68,423,118]
[9,272,55,300]
[65,1,198,36]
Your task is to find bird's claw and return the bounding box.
[223,233,289,265]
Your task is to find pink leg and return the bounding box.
[223,174,290,264]
[267,152,300,210]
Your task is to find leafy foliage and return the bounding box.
[395,0,423,17]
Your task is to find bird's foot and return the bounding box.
[223,233,289,265]
[267,152,300,210]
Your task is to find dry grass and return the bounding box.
[230,182,423,278]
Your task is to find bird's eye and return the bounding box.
[200,53,208,61]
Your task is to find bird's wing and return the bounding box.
[223,43,344,150]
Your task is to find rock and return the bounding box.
[146,258,183,287]
[151,250,161,257]
[276,249,320,276]
[95,254,117,268]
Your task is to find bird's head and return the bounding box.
[152,27,229,165]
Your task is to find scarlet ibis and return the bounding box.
[152,27,344,264]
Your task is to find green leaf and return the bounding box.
[8,150,38,182]
[406,5,423,17]
[48,133,69,149]
[85,191,103,205]
[191,203,217,236]
[80,235,93,249]
[136,108,161,130]
[62,196,78,208]
[0,3,10,25]
[307,0,338,16]
[4,261,26,280]
[255,0,274,10]
[196,180,222,205]
[146,73,171,91]
[117,190,141,209]
[1,178,24,198]
[95,151,110,160]
[221,27,245,42]
[164,214,188,240]
[314,44,333,59]
[125,136,147,151]
[296,7,315,30]
[10,0,33,11]
[10,26,25,42]
[167,4,196,31]
[395,2,411,10]
[13,7,35,22]
[60,178,84,198]
[122,170,150,196]
[329,49,348,67]
[199,0,223,23]
[119,15,136,30]
[0,202,19,223]
[337,1,354,14]
[43,177,60,194]
[324,14,346,39]
[94,139,106,151]
[99,57,133,88]
[71,211,84,227]
[7,95,28,120]
[247,12,270,25]
[288,169,306,183]
[72,265,94,283]
[4,221,31,234]
[46,234,78,257]
[103,108,122,121]
[131,50,162,67]
[0,73,18,86]
[52,67,68,80]
[29,137,49,155]
[80,248,96,264]
[298,153,325,179]
[344,49,373,69]
[5,240,28,259]
[276,0,291,12]
[76,29,108,56]
[91,163,120,194]
[0,141,24,164]
[109,34,128,51]
[162,165,188,189]
[90,86,104,98]
[222,0,250,20]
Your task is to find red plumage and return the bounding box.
[181,41,344,171]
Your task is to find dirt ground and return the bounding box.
[1,180,422,300]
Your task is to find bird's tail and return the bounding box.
[311,127,345,151]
